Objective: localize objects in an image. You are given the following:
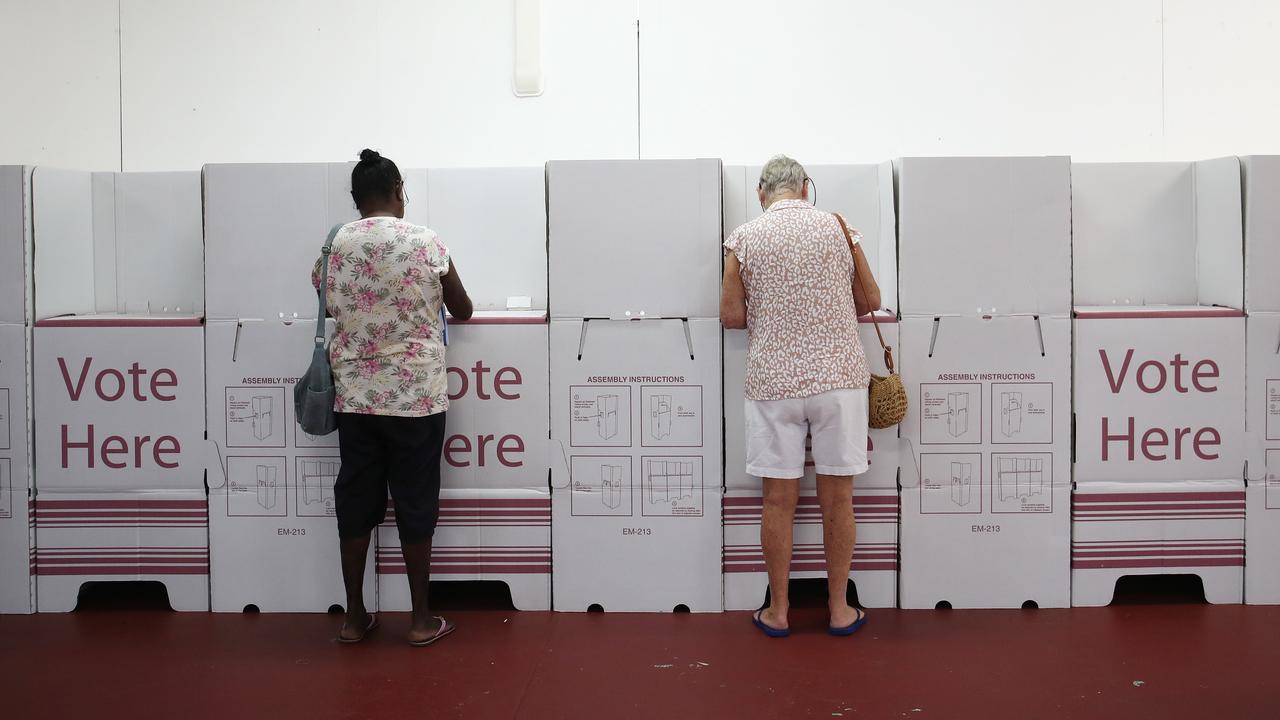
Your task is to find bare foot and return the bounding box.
[407,615,445,645]
[758,605,789,631]
[829,605,866,630]
[338,611,374,642]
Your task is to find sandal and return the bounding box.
[337,612,379,644]
[408,616,457,647]
[751,609,790,638]
[828,608,867,637]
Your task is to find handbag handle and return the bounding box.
[314,223,345,345]
[833,213,895,374]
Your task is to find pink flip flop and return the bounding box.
[408,616,457,647]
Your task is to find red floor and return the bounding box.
[2,581,1278,720]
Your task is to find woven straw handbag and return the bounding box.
[834,214,907,429]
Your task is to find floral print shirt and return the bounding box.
[725,199,871,401]
[312,217,451,417]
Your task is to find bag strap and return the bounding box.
[314,223,344,345]
[834,213,894,374]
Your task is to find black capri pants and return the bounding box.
[333,411,447,543]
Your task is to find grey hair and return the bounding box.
[757,155,808,200]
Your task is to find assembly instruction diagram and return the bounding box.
[991,383,1053,444]
[225,387,286,449]
[0,458,11,519]
[570,455,633,517]
[1268,380,1280,441]
[1268,449,1280,511]
[570,386,632,447]
[920,384,981,444]
[920,382,1054,445]
[295,457,339,517]
[991,453,1053,513]
[641,456,704,517]
[226,456,288,518]
[919,453,982,514]
[0,388,9,450]
[640,386,703,447]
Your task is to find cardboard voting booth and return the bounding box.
[30,168,208,612]
[1242,155,1280,604]
[0,166,34,614]
[897,157,1073,609]
[377,312,551,611]
[548,159,724,612]
[720,164,900,610]
[1072,159,1246,606]
[202,162,370,612]
[375,165,551,612]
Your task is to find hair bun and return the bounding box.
[359,148,382,163]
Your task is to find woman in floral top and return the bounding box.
[312,149,472,646]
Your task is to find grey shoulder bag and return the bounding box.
[293,223,345,436]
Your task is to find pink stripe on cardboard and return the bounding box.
[36,500,208,509]
[1073,492,1243,503]
[34,317,204,328]
[36,565,209,576]
[1073,308,1244,320]
[1071,557,1243,569]
[446,314,548,326]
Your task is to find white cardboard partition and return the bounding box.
[0,166,32,325]
[897,156,1072,317]
[202,162,357,321]
[32,168,205,318]
[550,318,723,612]
[400,167,548,311]
[1072,159,1243,309]
[1244,314,1278,604]
[721,163,898,311]
[899,315,1072,609]
[0,322,32,614]
[377,313,551,611]
[1242,157,1280,604]
[0,166,33,613]
[204,319,374,612]
[1243,156,1280,314]
[546,159,722,320]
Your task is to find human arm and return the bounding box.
[850,241,881,317]
[442,257,473,321]
[720,251,747,330]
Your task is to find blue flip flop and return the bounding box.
[752,610,790,638]
[828,608,867,637]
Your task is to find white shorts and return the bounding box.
[744,388,869,479]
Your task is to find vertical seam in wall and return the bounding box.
[1160,0,1166,141]
[635,16,642,159]
[118,0,124,172]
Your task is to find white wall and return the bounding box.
[0,0,121,170]
[1,0,1279,170]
